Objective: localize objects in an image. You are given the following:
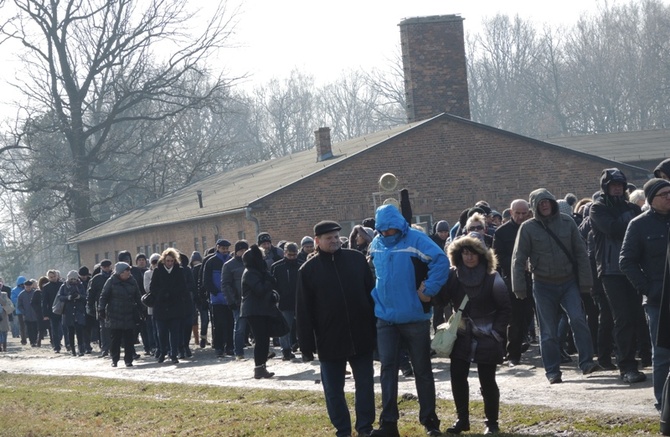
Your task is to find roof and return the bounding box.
[543,129,670,163]
[68,120,429,243]
[69,114,652,244]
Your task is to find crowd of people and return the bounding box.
[2,161,670,436]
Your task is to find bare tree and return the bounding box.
[0,0,240,232]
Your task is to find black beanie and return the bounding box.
[234,240,249,253]
[643,178,670,204]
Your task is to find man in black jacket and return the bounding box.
[271,242,302,361]
[590,168,645,384]
[297,221,376,437]
[621,178,670,410]
[493,199,533,366]
[221,240,249,360]
[87,260,113,357]
[42,270,63,353]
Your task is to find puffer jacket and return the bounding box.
[512,188,592,298]
[240,245,276,318]
[369,204,450,324]
[620,207,670,307]
[99,274,142,330]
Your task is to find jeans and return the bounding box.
[156,318,181,359]
[533,278,595,379]
[320,351,375,436]
[279,310,295,352]
[232,309,248,357]
[376,318,438,426]
[49,315,63,352]
[644,305,670,406]
[601,276,640,373]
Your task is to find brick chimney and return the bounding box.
[315,127,333,161]
[399,15,471,122]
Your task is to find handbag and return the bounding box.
[141,291,156,308]
[268,305,290,338]
[431,294,469,357]
[52,295,65,316]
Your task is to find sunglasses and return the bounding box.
[468,225,484,232]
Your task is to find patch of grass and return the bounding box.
[0,374,658,436]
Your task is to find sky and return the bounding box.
[220,0,616,90]
[0,0,631,118]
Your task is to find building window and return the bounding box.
[162,243,168,251]
[145,245,151,256]
[338,221,358,240]
[202,237,207,251]
[104,252,109,261]
[95,254,100,264]
[413,214,433,234]
[136,246,143,256]
[169,241,176,249]
[194,238,200,252]
[237,230,245,240]
[153,244,160,254]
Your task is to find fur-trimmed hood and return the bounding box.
[447,233,498,274]
[242,244,267,272]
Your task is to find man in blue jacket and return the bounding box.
[369,205,450,437]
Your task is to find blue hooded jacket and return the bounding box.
[11,276,26,315]
[369,205,450,323]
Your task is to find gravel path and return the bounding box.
[0,335,658,420]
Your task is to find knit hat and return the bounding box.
[234,240,249,253]
[66,270,79,281]
[114,262,130,275]
[135,253,147,262]
[78,266,90,277]
[117,250,132,263]
[435,220,450,232]
[149,253,160,264]
[190,251,203,263]
[644,178,670,204]
[314,220,342,236]
[300,236,314,247]
[257,232,272,244]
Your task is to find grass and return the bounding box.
[0,374,658,436]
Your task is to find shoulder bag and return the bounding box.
[52,295,65,316]
[431,294,469,358]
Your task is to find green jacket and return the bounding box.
[511,188,592,298]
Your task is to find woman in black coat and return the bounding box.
[240,244,277,379]
[99,263,142,367]
[150,248,189,364]
[58,270,88,357]
[434,232,511,435]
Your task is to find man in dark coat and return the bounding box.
[296,220,376,437]
[42,270,64,353]
[271,242,302,360]
[222,240,250,360]
[87,260,113,357]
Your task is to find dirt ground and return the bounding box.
[0,335,659,421]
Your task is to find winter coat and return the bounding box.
[240,245,277,318]
[87,271,111,318]
[99,274,142,330]
[222,256,245,310]
[11,276,26,315]
[620,207,670,307]
[590,195,640,276]
[58,282,87,326]
[296,247,376,361]
[41,280,62,318]
[30,289,44,321]
[435,235,511,364]
[203,252,229,305]
[271,257,302,312]
[17,289,37,322]
[511,188,592,298]
[150,263,190,321]
[369,204,450,324]
[0,292,15,332]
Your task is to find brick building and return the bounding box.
[68,15,651,266]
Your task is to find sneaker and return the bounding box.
[548,374,563,384]
[621,370,646,383]
[582,362,602,375]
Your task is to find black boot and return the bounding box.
[254,364,274,379]
[481,385,500,435]
[447,376,470,434]
[370,421,400,437]
[282,349,295,361]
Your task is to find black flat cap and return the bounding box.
[314,220,342,236]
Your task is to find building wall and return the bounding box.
[76,212,256,268]
[249,117,649,245]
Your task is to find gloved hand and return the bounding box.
[99,310,106,320]
[302,352,314,362]
[71,292,80,300]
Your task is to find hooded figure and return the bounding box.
[654,158,670,180]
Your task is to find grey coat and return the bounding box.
[99,275,142,330]
[0,292,14,332]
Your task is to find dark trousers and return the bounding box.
[592,293,614,364]
[199,302,210,338]
[67,323,85,354]
[211,304,234,353]
[25,320,38,346]
[156,317,181,359]
[49,315,63,352]
[601,275,641,373]
[110,328,136,364]
[320,351,375,436]
[506,291,533,361]
[99,322,111,353]
[450,358,499,423]
[85,314,98,350]
[246,316,270,366]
